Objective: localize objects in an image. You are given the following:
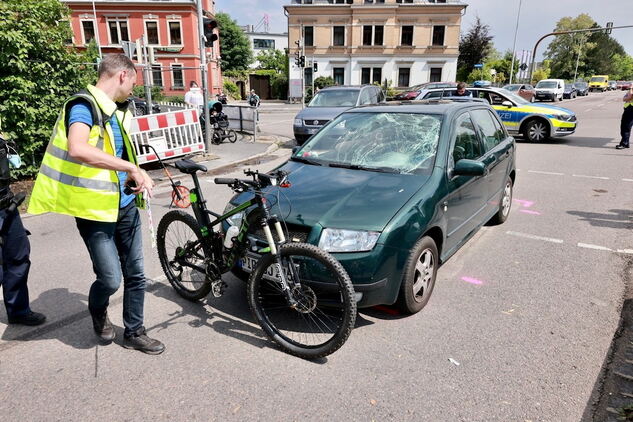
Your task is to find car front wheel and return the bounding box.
[490,176,513,225]
[397,236,438,314]
[523,119,549,142]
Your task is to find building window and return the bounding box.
[146,21,159,45]
[168,21,182,45]
[107,19,129,45]
[304,26,314,46]
[152,64,163,87]
[365,0,385,3]
[430,67,442,82]
[432,25,445,46]
[333,26,345,46]
[172,64,184,89]
[81,20,95,45]
[363,26,372,46]
[374,25,383,45]
[333,67,345,85]
[396,0,414,3]
[361,67,382,85]
[304,67,313,87]
[398,68,410,87]
[254,39,275,49]
[333,0,345,3]
[401,26,413,46]
[363,26,383,46]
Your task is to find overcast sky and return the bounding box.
[216,0,633,59]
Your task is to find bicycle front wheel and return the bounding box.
[157,210,212,301]
[227,130,238,143]
[248,243,357,359]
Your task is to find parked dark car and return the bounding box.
[502,83,536,102]
[621,81,633,90]
[393,82,457,101]
[227,99,516,314]
[293,85,385,145]
[130,96,161,115]
[563,83,577,99]
[573,81,589,96]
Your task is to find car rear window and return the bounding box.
[308,90,360,107]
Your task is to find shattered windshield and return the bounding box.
[295,112,442,174]
[308,90,360,107]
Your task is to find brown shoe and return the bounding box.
[123,328,165,355]
[90,309,115,343]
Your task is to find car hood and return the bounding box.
[295,106,351,122]
[261,162,431,232]
[525,103,575,115]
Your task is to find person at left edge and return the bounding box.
[28,54,164,354]
[0,122,46,326]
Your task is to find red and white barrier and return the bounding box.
[129,108,205,164]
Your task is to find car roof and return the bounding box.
[343,100,491,115]
[320,85,375,91]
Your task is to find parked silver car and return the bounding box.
[293,85,385,145]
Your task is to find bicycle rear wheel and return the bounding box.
[248,243,357,359]
[157,210,212,301]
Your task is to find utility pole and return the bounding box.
[508,0,522,85]
[196,0,211,150]
[91,0,102,60]
[141,35,153,113]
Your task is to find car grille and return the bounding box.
[251,222,311,243]
[304,119,329,127]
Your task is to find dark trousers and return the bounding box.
[0,209,31,318]
[620,106,633,147]
[76,202,146,337]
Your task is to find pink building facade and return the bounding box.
[62,0,222,97]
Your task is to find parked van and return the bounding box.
[589,75,609,92]
[535,79,565,102]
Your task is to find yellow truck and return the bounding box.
[589,75,609,92]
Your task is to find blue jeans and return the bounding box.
[76,202,145,336]
[0,209,31,317]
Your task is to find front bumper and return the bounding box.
[535,92,556,100]
[293,125,322,137]
[552,124,576,137]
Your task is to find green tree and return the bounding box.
[581,23,627,77]
[256,49,286,73]
[457,17,494,82]
[611,54,633,80]
[544,14,596,80]
[531,61,552,84]
[0,0,97,177]
[216,12,253,71]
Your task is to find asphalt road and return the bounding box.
[1,91,631,421]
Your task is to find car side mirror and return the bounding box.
[292,146,300,154]
[501,100,513,108]
[453,159,486,177]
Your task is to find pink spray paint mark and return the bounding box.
[461,276,484,285]
[520,209,541,215]
[513,199,534,208]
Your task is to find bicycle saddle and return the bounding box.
[175,159,207,174]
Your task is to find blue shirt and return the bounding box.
[68,101,135,208]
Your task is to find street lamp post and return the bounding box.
[508,0,522,85]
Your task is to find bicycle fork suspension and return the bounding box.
[260,219,299,308]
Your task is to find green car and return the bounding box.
[226,100,516,314]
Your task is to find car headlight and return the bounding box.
[294,118,303,126]
[554,114,575,122]
[318,228,380,252]
[223,203,244,227]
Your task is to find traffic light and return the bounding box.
[294,50,301,67]
[313,62,318,72]
[203,18,218,47]
[605,21,613,35]
[299,56,306,68]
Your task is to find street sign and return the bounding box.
[474,63,483,68]
[122,41,136,60]
[519,63,528,71]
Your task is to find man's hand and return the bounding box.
[127,167,155,198]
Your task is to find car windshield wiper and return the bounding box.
[328,162,399,173]
[290,156,322,166]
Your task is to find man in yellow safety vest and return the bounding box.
[616,88,633,149]
[29,54,164,354]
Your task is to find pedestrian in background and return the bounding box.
[454,82,472,97]
[28,54,164,354]
[0,120,46,326]
[616,88,633,149]
[248,89,260,107]
[184,80,204,110]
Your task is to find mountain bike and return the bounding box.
[155,158,357,359]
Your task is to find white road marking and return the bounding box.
[506,231,564,244]
[617,249,633,255]
[527,170,564,176]
[585,108,593,112]
[578,243,612,251]
[623,179,633,182]
[572,174,610,180]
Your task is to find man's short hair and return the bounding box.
[98,54,136,79]
[456,82,466,90]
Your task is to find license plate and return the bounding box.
[240,254,290,281]
[306,128,317,134]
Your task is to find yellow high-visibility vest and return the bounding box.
[28,85,143,222]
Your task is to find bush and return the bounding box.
[271,74,288,100]
[162,95,185,103]
[223,80,240,100]
[314,76,335,89]
[132,85,164,101]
